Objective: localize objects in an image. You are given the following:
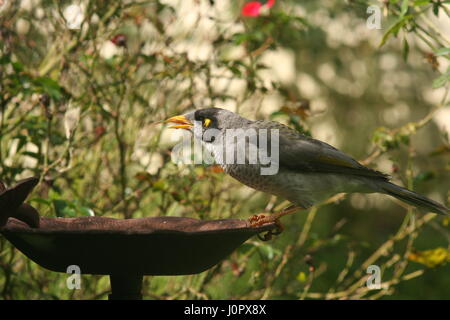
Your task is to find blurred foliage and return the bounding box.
[0,0,449,299]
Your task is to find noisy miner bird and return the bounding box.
[165,108,449,238]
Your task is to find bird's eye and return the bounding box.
[203,118,212,127]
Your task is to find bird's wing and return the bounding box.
[253,121,389,180]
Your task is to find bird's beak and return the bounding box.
[164,115,193,130]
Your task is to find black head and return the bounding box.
[188,107,251,131]
[165,108,253,143]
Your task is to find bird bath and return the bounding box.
[0,178,276,299]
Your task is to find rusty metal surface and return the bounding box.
[0,177,40,228]
[3,215,265,234]
[0,177,276,276]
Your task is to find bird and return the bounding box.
[164,107,449,238]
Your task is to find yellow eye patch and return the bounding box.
[203,118,212,127]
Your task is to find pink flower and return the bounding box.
[242,0,275,17]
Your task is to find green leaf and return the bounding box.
[0,55,11,64]
[52,199,94,217]
[401,0,409,17]
[289,115,311,136]
[372,127,398,151]
[403,37,410,61]
[30,198,52,206]
[232,33,250,45]
[435,47,450,56]
[269,111,289,119]
[53,199,77,217]
[379,16,410,48]
[432,67,450,89]
[413,0,431,5]
[34,77,63,100]
[11,61,24,73]
[432,2,440,16]
[228,64,242,77]
[22,151,42,161]
[293,16,310,28]
[78,206,95,217]
[14,135,28,152]
[413,171,435,184]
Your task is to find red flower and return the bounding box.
[110,34,127,47]
[242,0,275,17]
[266,0,275,7]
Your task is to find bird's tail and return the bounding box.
[379,182,449,215]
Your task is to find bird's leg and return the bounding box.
[249,205,302,240]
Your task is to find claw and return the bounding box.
[256,219,284,241]
[272,219,284,235]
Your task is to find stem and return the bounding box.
[114,111,129,218]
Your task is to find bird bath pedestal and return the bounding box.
[0,178,276,299]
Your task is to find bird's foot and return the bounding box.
[248,213,272,226]
[248,205,302,241]
[248,214,284,241]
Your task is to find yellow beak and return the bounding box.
[164,115,193,130]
